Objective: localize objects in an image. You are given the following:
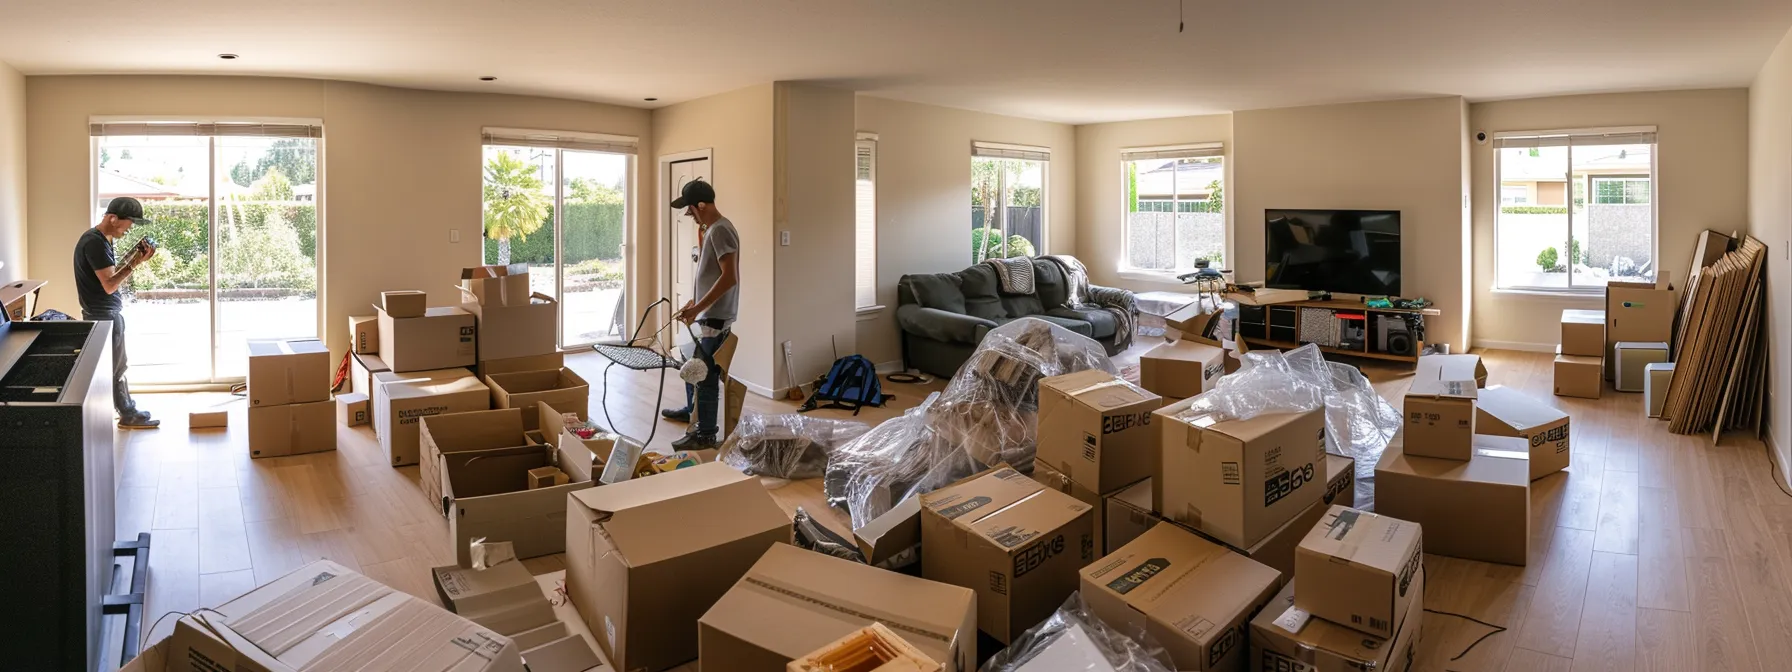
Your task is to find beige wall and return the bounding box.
[1073,114,1232,294]
[772,83,857,389]
[1233,97,1472,349]
[1751,30,1792,479]
[650,84,777,390]
[1468,89,1750,349]
[0,62,23,282]
[852,95,1076,368]
[24,75,653,364]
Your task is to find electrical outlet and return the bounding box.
[450,229,460,243]
[780,231,791,246]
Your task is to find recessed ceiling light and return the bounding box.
[644,97,658,102]
[218,53,238,60]
[479,76,497,82]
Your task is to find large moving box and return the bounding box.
[1554,350,1602,399]
[348,314,379,354]
[700,543,977,672]
[487,368,590,432]
[373,368,491,466]
[565,462,791,672]
[1081,523,1280,672]
[1605,278,1675,380]
[1402,378,1476,460]
[1294,506,1423,639]
[1154,399,1326,549]
[1031,460,1107,554]
[1374,438,1529,565]
[478,352,566,379]
[1139,340,1227,399]
[1104,478,1156,553]
[1036,370,1162,494]
[422,408,533,512]
[162,560,523,672]
[247,399,336,458]
[921,466,1096,644]
[464,293,558,362]
[1475,385,1571,480]
[379,306,477,372]
[1250,575,1424,672]
[1559,309,1605,357]
[442,438,597,567]
[1414,354,1488,388]
[246,339,330,407]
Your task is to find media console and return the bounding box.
[1235,298,1440,364]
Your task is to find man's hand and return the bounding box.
[675,300,698,325]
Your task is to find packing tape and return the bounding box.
[741,575,956,647]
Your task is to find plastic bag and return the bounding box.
[792,507,866,563]
[720,410,870,480]
[979,592,1173,672]
[825,392,983,529]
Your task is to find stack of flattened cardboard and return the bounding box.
[458,264,566,379]
[245,339,336,458]
[1663,235,1771,437]
[1254,506,1423,670]
[432,554,601,672]
[1034,369,1162,550]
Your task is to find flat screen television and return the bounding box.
[1265,209,1402,296]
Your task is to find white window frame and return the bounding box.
[855,132,881,316]
[1491,126,1659,295]
[1500,185,1529,205]
[1589,176,1651,205]
[970,141,1050,262]
[1117,142,1226,279]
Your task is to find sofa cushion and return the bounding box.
[1002,293,1045,318]
[906,273,966,314]
[1033,259,1070,308]
[1029,314,1095,337]
[1048,307,1117,339]
[959,266,1009,321]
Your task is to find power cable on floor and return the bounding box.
[1423,608,1508,663]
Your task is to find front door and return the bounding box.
[666,157,710,349]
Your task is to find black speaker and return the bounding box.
[1377,316,1415,357]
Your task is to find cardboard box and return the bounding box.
[461,263,534,307]
[1250,574,1424,672]
[477,351,566,379]
[336,392,369,427]
[464,293,559,362]
[374,368,491,467]
[528,467,569,489]
[1402,378,1476,460]
[1294,506,1423,639]
[1475,385,1572,481]
[246,339,330,407]
[349,314,379,354]
[787,623,944,672]
[443,441,596,567]
[1615,341,1669,392]
[378,306,477,373]
[564,461,792,672]
[432,559,558,636]
[920,466,1096,643]
[1154,399,1327,549]
[1032,460,1107,556]
[1323,453,1357,509]
[487,368,590,432]
[1414,353,1488,388]
[1375,437,1529,565]
[382,289,428,318]
[422,408,540,514]
[1605,285,1675,380]
[1646,362,1675,418]
[1554,351,1603,399]
[1080,523,1281,671]
[189,410,228,429]
[1036,369,1162,494]
[1164,300,1228,347]
[1174,454,1353,582]
[700,542,977,672]
[1139,340,1227,400]
[1104,478,1158,554]
[247,399,336,458]
[1559,309,1606,357]
[350,351,390,398]
[164,560,523,672]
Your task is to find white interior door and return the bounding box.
[666,157,710,348]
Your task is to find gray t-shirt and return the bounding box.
[695,217,740,323]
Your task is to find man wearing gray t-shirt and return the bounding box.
[663,180,738,448]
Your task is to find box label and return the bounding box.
[1205,621,1242,668]
[1398,543,1422,598]
[1264,463,1316,507]
[1102,411,1151,435]
[990,525,1042,549]
[1259,649,1315,672]
[1105,557,1170,595]
[1013,533,1066,578]
[935,496,993,521]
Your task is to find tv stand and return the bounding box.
[1235,298,1440,364]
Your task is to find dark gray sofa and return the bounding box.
[896,258,1137,378]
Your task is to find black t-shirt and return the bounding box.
[74,227,122,314]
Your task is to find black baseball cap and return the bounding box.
[104,197,152,223]
[670,180,715,209]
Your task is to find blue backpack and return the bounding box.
[800,355,887,415]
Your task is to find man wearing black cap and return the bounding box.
[75,196,160,428]
[661,180,737,449]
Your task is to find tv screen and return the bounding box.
[1265,209,1401,296]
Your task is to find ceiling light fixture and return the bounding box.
[480,76,497,81]
[218,53,238,60]
[644,97,658,102]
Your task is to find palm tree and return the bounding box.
[482,152,550,264]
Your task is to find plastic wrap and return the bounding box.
[792,507,866,563]
[979,592,1173,672]
[720,410,870,480]
[825,392,981,529]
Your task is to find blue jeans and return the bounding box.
[82,310,140,419]
[676,332,728,437]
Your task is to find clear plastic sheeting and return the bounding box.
[979,592,1174,672]
[826,318,1116,530]
[719,410,869,480]
[1175,344,1399,507]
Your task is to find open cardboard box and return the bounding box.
[460,263,533,307]
[422,408,533,513]
[488,368,590,432]
[439,427,598,567]
[463,292,558,361]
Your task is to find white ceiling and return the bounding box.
[3,0,1790,124]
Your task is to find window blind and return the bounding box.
[482,128,637,155]
[1120,143,1224,161]
[89,122,323,138]
[1494,130,1657,149]
[855,138,878,310]
[971,141,1050,162]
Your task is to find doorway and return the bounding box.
[661,151,711,350]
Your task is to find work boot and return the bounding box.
[669,431,718,450]
[119,411,160,429]
[661,407,692,423]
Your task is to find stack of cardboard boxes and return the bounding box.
[245,338,336,458]
[1599,272,1678,407]
[1033,369,1163,552]
[457,264,587,430]
[1252,506,1426,671]
[1556,309,1605,398]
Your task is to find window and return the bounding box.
[1493,128,1656,291]
[1120,143,1225,273]
[855,134,878,310]
[90,120,322,384]
[971,141,1048,263]
[481,128,636,346]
